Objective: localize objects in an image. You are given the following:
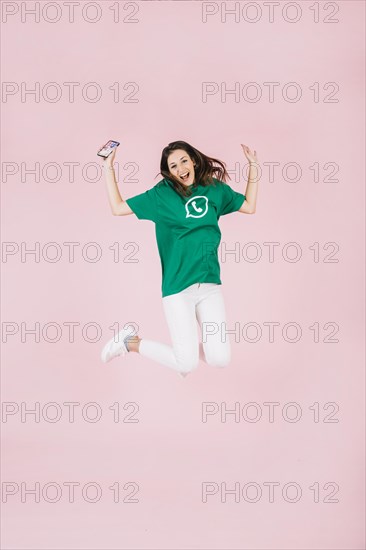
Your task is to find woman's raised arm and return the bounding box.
[99,143,133,216]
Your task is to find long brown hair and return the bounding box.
[156,140,230,198]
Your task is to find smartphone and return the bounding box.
[97,140,120,158]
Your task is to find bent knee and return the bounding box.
[177,358,199,374]
[206,354,231,368]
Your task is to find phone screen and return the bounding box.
[98,140,120,158]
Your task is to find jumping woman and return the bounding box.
[100,140,258,377]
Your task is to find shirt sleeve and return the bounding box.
[125,187,158,223]
[218,181,246,216]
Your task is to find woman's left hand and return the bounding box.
[241,144,258,163]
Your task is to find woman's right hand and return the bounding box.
[99,143,117,168]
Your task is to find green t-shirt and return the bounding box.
[126,178,246,298]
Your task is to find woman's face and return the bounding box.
[167,149,196,186]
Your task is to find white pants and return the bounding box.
[139,282,231,374]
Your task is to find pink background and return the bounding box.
[1,1,365,548]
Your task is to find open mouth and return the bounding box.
[180,171,190,182]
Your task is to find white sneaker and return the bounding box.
[101,325,135,363]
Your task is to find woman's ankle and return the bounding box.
[125,336,141,353]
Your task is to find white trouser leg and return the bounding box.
[138,283,230,373]
[195,285,231,368]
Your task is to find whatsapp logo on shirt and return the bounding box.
[185,196,209,218]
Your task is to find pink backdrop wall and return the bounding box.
[2,1,365,548]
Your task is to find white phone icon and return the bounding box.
[192,201,203,213]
